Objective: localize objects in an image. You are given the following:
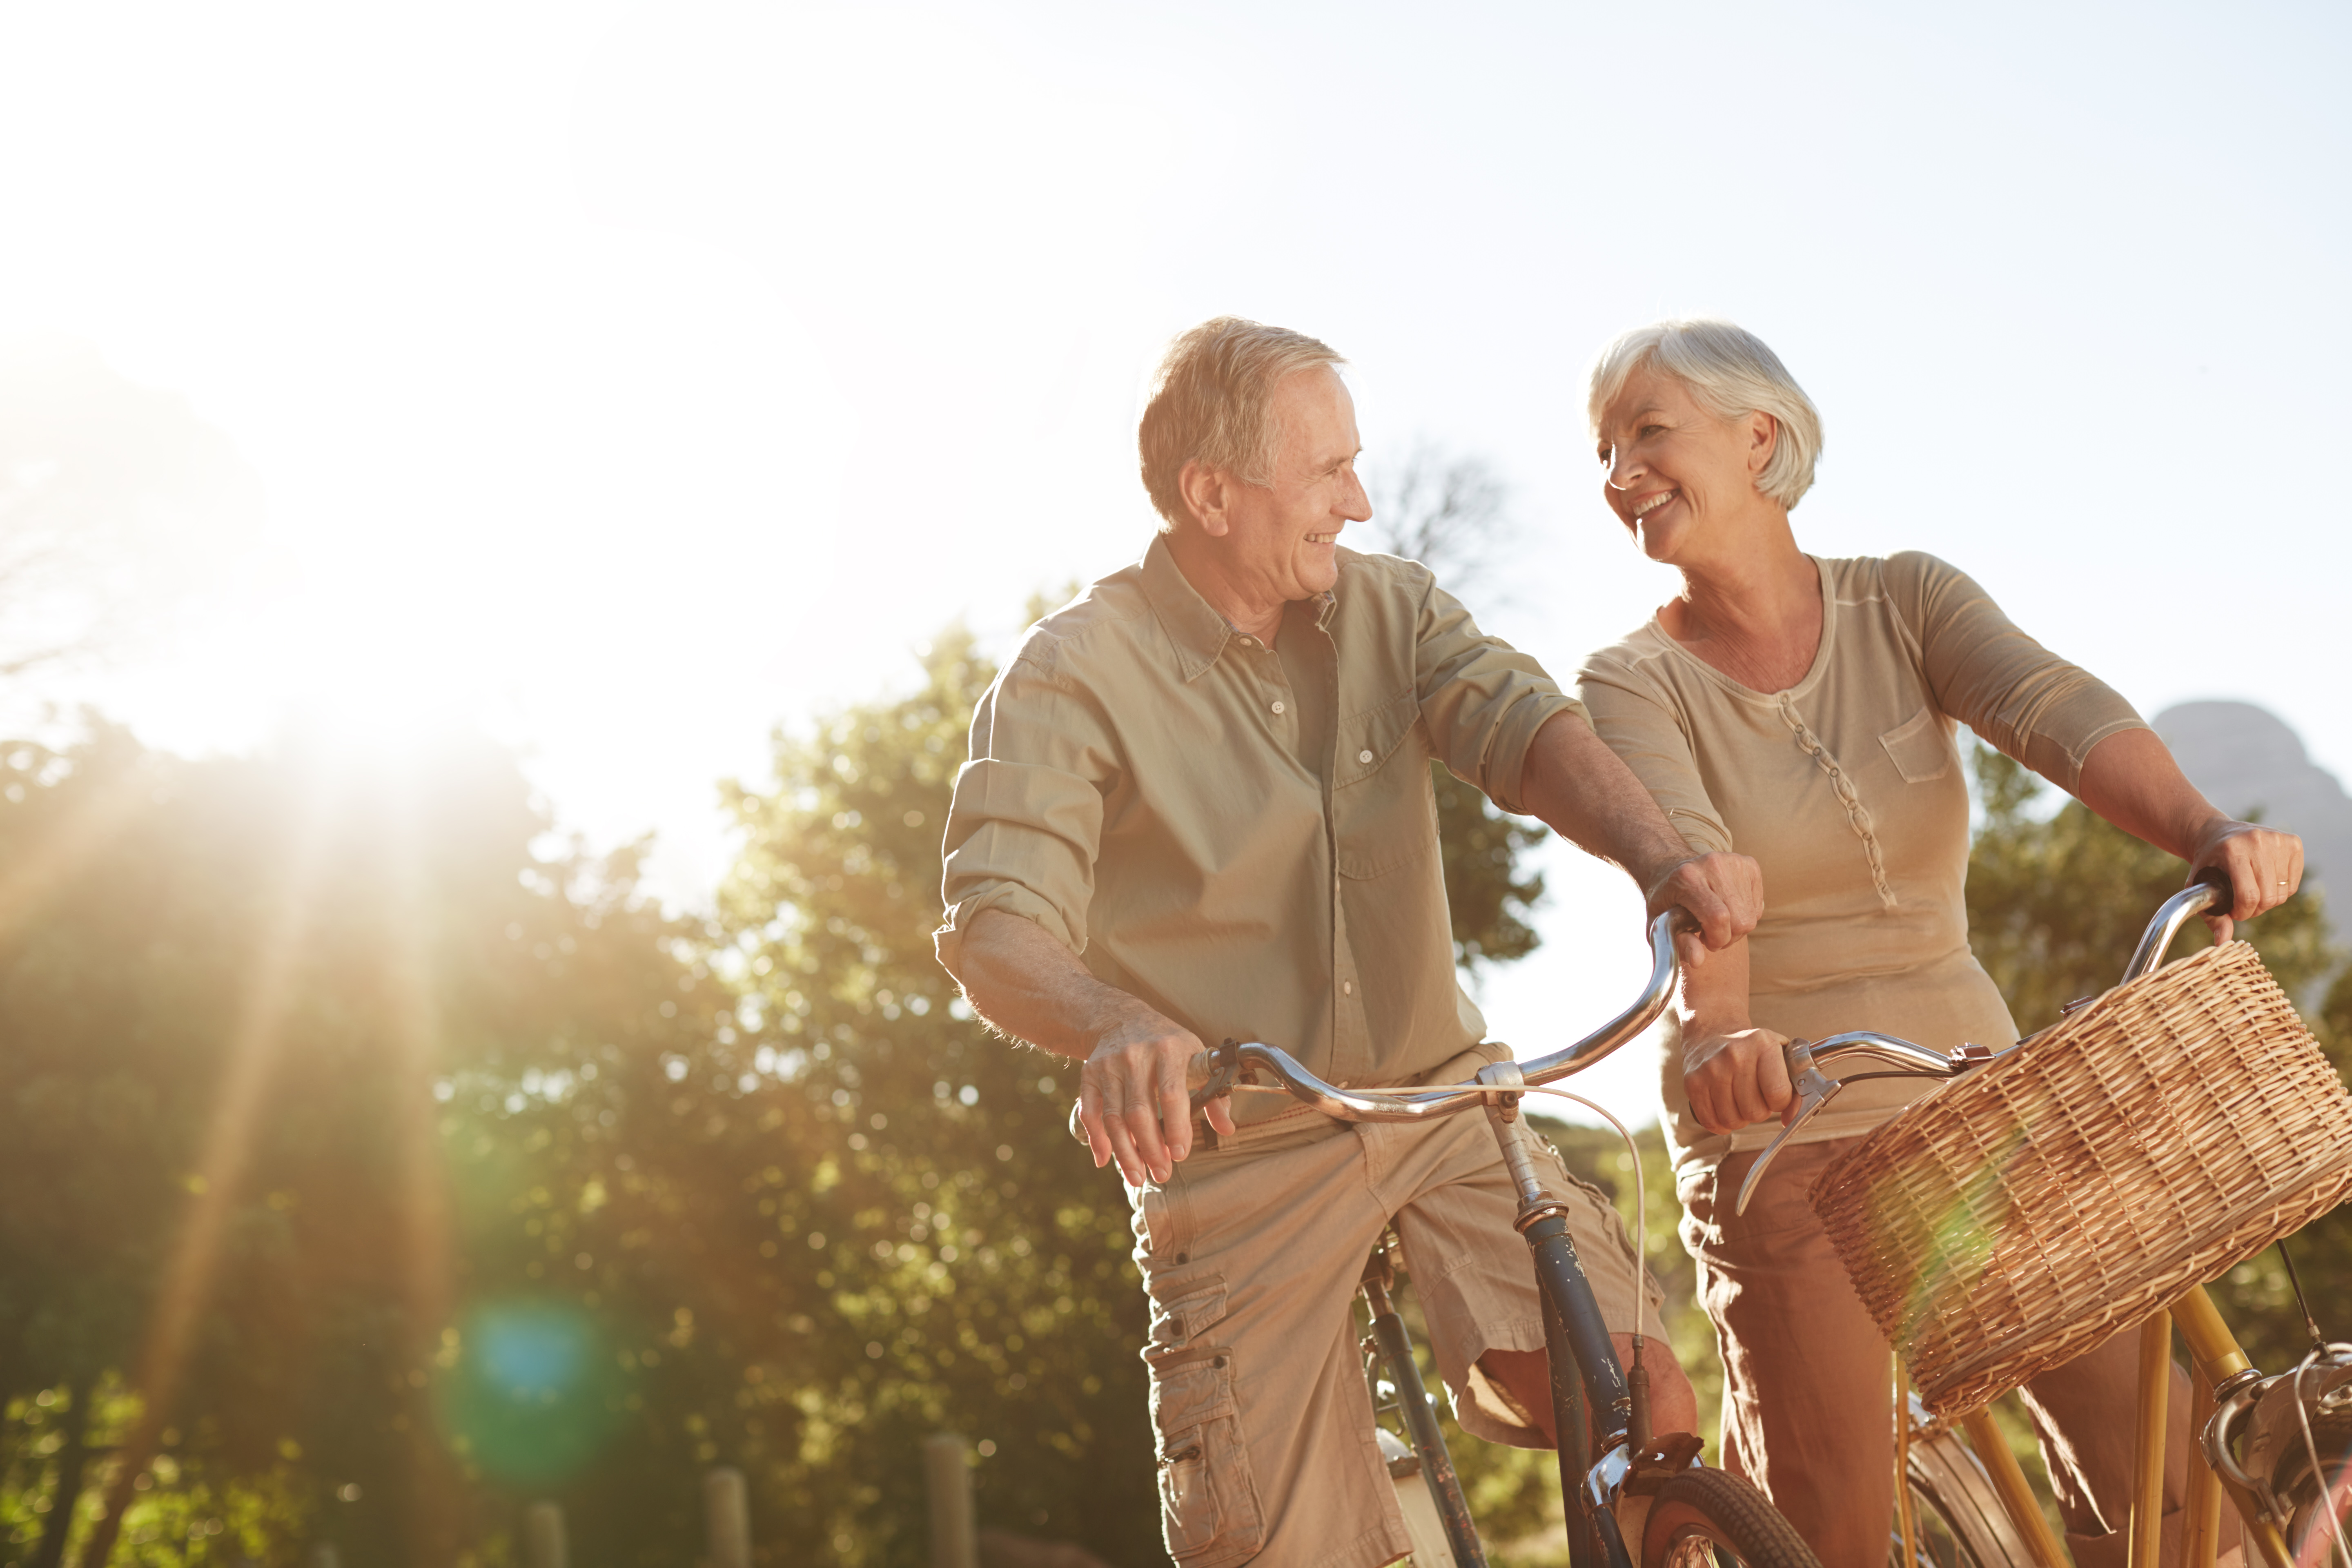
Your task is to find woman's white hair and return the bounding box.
[1586,319,1823,509]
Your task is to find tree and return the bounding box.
[1361,443,1548,969]
[0,720,734,1567]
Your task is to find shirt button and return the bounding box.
[1271,701,1285,715]
[1357,748,1374,764]
[1343,980,1354,996]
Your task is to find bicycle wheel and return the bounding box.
[1642,1469,1821,1568]
[1895,1431,2038,1568]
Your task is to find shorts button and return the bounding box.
[1357,748,1374,764]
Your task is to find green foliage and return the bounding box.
[1436,763,1548,969]
[0,721,733,1565]
[685,625,1161,1564]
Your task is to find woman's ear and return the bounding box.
[1178,459,1232,537]
[1746,412,1780,478]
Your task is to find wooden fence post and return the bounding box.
[524,1501,567,1568]
[922,1433,978,1568]
[705,1466,751,1568]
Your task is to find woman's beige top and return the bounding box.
[1576,552,2147,1174]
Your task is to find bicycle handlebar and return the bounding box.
[1182,907,1696,1124]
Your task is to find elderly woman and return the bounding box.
[1573,319,2303,1568]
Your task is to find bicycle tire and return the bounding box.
[1642,1469,1822,1568]
[1896,1431,2038,1568]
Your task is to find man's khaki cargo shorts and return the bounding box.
[1127,1107,1668,1568]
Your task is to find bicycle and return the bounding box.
[1180,910,1822,1568]
[1734,872,2352,1568]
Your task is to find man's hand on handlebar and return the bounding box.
[1682,1024,1797,1136]
[1076,1004,1236,1187]
[2189,822,2304,945]
[1646,851,1764,971]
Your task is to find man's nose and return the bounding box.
[1341,467,1372,522]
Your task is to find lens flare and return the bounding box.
[437,1299,625,1486]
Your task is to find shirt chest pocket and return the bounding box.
[1878,705,1955,784]
[1334,687,1436,879]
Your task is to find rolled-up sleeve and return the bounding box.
[933,653,1115,977]
[1410,573,1586,815]
[1883,551,2147,795]
[1575,657,1734,857]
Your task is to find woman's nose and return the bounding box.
[1606,448,1643,490]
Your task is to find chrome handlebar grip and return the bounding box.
[2120,875,2228,985]
[1802,1030,1980,1078]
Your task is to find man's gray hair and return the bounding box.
[1586,319,1823,509]
[1139,317,1345,531]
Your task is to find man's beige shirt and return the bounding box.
[936,537,1583,1128]
[1576,552,2148,1174]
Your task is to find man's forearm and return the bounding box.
[944,909,1160,1062]
[1517,710,1695,891]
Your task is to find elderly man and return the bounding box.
[933,317,1761,1568]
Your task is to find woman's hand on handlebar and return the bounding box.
[1683,1022,1797,1136]
[2189,822,2304,944]
[1646,850,1765,970]
[1075,1004,1236,1187]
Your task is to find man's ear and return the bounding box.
[1178,459,1232,537]
[1746,412,1780,477]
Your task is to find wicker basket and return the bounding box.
[1811,940,2352,1417]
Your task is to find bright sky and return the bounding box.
[4,1,2347,1121]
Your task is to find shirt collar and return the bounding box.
[1139,535,1342,682]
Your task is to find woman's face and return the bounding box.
[1594,365,1779,566]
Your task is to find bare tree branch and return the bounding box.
[0,337,263,688]
[1358,439,1517,603]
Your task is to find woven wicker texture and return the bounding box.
[1810,941,2352,1417]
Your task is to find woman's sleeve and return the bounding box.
[1881,551,2148,795]
[1574,654,1735,858]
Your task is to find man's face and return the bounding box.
[1213,366,1370,603]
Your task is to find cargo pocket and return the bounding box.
[1145,1277,1228,1356]
[1150,1349,1264,1567]
[1878,705,1954,783]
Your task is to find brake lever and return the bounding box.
[1733,1040,1840,1217]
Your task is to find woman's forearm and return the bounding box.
[2071,728,2304,931]
[1679,936,1754,1033]
[2074,728,2227,861]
